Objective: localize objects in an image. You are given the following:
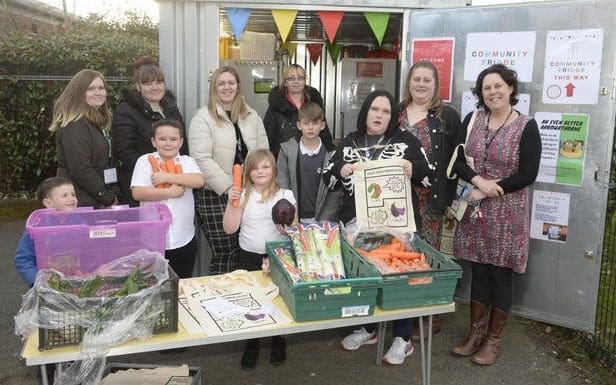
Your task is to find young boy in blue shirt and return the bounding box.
[14,177,77,287]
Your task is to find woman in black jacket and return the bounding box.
[51,69,119,208]
[398,60,463,340]
[112,56,187,206]
[399,61,463,249]
[263,64,334,157]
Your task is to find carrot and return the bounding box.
[148,155,170,188]
[390,238,404,251]
[175,163,183,173]
[389,251,423,260]
[231,164,242,208]
[164,159,176,174]
[326,227,338,248]
[298,226,312,252]
[148,155,161,172]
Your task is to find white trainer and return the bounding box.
[382,336,414,365]
[340,327,378,351]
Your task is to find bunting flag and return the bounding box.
[364,12,390,46]
[225,8,251,40]
[306,43,323,66]
[272,9,298,42]
[281,42,298,60]
[319,11,344,43]
[327,43,342,64]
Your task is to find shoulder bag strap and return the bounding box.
[446,110,478,180]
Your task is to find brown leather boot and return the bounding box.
[451,300,487,356]
[471,307,508,365]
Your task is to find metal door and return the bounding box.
[407,0,616,331]
[219,60,280,119]
[337,58,398,137]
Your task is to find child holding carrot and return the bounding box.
[223,149,297,369]
[131,119,205,278]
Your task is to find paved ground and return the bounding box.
[0,219,612,385]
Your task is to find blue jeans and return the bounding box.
[364,319,411,340]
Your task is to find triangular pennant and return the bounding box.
[364,12,390,46]
[281,42,297,60]
[306,43,323,66]
[319,11,344,44]
[271,9,298,42]
[225,8,251,40]
[327,44,342,64]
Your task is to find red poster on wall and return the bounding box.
[411,38,455,102]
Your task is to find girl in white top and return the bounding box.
[222,148,297,369]
[223,148,297,266]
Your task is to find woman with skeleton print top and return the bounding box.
[322,90,431,227]
[326,90,431,365]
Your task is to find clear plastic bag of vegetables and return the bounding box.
[285,221,345,281]
[342,219,432,281]
[14,249,170,385]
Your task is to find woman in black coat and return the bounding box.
[51,69,119,208]
[263,64,334,157]
[112,56,187,206]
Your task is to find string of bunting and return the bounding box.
[223,8,391,64]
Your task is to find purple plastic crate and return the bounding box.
[26,203,172,274]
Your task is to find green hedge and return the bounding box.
[0,14,158,195]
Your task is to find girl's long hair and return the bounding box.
[208,66,248,125]
[49,69,111,132]
[242,149,280,207]
[401,60,443,119]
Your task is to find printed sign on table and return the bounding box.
[353,159,416,233]
[411,38,455,102]
[530,190,570,243]
[542,29,603,104]
[464,31,536,82]
[535,112,589,186]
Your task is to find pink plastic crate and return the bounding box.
[26,203,172,274]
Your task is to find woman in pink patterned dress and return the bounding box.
[398,61,462,339]
[450,64,541,365]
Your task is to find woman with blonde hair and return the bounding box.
[264,64,334,157]
[189,66,269,274]
[51,69,119,208]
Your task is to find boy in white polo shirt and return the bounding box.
[131,119,205,278]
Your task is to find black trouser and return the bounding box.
[238,248,266,272]
[194,188,239,275]
[470,262,514,313]
[165,236,197,279]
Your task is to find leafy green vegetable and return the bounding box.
[78,275,106,298]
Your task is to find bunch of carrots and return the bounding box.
[357,237,433,283]
[147,155,183,188]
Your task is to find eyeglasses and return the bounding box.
[285,76,306,82]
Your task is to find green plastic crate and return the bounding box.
[353,236,462,310]
[266,239,381,322]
